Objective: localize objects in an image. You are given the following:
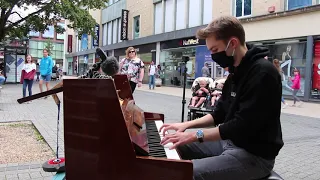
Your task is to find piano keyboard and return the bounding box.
[146,120,180,160]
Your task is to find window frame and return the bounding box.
[234,0,252,18]
[133,15,141,39]
[285,0,313,11]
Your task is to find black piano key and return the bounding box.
[146,121,167,158]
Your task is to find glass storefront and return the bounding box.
[265,42,307,97]
[160,47,196,88]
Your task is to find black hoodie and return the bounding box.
[210,45,284,160]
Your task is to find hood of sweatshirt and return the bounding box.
[232,45,270,82]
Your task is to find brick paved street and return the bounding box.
[0,82,320,179]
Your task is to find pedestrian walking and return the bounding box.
[39,49,53,97]
[201,63,210,77]
[273,59,288,108]
[20,54,36,98]
[148,61,157,89]
[119,47,145,93]
[290,68,303,107]
[36,63,40,81]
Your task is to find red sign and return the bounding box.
[68,35,73,53]
[312,41,320,89]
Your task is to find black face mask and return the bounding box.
[211,40,235,71]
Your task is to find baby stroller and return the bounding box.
[187,77,215,121]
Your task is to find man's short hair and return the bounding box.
[196,16,246,45]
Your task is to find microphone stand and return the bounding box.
[181,56,189,123]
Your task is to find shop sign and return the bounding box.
[67,35,72,53]
[92,24,99,47]
[120,9,129,40]
[181,38,199,46]
[161,37,205,50]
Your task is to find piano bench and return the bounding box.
[256,171,283,180]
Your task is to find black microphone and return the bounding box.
[100,56,119,76]
[96,47,107,61]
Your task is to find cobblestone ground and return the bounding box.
[0,82,320,179]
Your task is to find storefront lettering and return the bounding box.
[182,39,199,46]
[121,9,129,40]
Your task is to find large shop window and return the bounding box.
[112,19,118,44]
[102,23,107,46]
[118,18,122,43]
[159,48,196,88]
[107,22,112,45]
[287,0,312,10]
[188,0,201,27]
[175,0,186,30]
[235,0,252,17]
[266,42,307,97]
[164,0,174,32]
[203,0,213,24]
[154,3,163,34]
[133,15,140,39]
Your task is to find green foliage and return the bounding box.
[0,0,108,42]
[44,39,54,56]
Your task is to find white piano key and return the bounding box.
[154,120,181,160]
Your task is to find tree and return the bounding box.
[44,39,54,56]
[0,0,108,42]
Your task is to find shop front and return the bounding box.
[78,54,94,75]
[312,41,320,100]
[160,37,215,88]
[262,40,308,98]
[3,46,28,83]
[114,43,156,84]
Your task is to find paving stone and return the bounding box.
[29,171,43,179]
[17,173,31,179]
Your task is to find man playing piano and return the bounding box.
[160,16,284,180]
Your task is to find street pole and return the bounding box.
[181,56,189,123]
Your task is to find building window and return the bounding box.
[286,0,312,10]
[235,0,252,17]
[102,23,107,46]
[188,0,201,27]
[164,0,174,32]
[154,3,163,34]
[133,15,140,39]
[112,19,118,44]
[107,22,112,45]
[203,0,213,24]
[118,18,122,43]
[176,0,186,30]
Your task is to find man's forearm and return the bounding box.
[184,114,215,129]
[203,127,221,142]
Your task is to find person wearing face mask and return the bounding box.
[159,16,283,180]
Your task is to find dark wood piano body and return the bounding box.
[63,75,193,180]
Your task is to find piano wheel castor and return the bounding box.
[42,157,66,173]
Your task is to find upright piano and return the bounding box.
[18,75,193,180]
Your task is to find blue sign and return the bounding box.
[93,24,99,47]
[81,34,88,50]
[195,46,213,78]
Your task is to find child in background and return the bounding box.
[211,82,224,106]
[190,79,209,108]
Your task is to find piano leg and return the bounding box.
[52,172,66,180]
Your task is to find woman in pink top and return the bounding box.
[20,55,36,98]
[290,68,303,107]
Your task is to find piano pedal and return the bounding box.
[42,157,66,173]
